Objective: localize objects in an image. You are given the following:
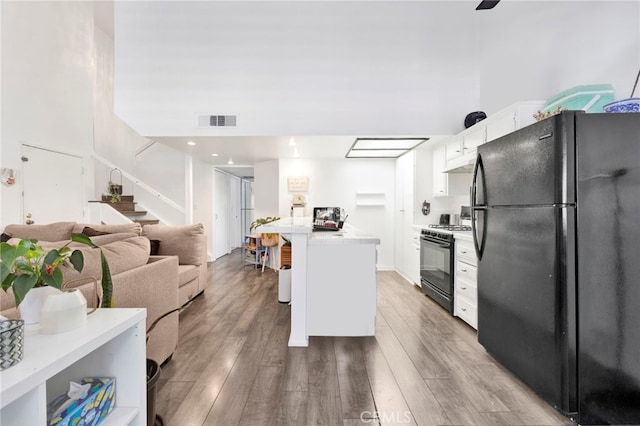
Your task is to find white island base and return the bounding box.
[258,217,380,347]
[307,241,377,337]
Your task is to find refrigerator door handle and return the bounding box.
[471,153,486,260]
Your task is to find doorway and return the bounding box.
[21,145,85,224]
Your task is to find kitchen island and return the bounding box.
[258,217,380,347]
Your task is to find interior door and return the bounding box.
[22,145,84,224]
[214,170,230,259]
[229,175,241,249]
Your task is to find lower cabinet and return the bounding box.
[408,227,421,285]
[454,237,478,329]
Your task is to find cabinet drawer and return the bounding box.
[456,260,477,282]
[455,240,477,266]
[455,277,477,302]
[455,294,477,329]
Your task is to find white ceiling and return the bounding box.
[152,134,433,177]
[97,1,640,178]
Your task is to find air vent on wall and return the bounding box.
[197,115,237,127]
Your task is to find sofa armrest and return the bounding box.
[112,255,179,364]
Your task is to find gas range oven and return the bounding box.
[419,226,470,313]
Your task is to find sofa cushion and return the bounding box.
[61,236,151,289]
[36,233,139,251]
[142,223,205,265]
[72,223,142,236]
[3,222,76,242]
[178,264,199,287]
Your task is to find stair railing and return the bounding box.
[92,152,186,218]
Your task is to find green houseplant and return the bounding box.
[0,233,113,308]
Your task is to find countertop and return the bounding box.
[257,217,380,245]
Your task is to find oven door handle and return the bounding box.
[420,238,451,249]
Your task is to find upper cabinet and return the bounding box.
[433,143,471,197]
[444,101,544,172]
[432,145,447,196]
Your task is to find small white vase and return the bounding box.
[18,286,62,324]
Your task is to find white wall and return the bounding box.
[278,158,396,269]
[193,158,214,259]
[113,1,639,139]
[113,1,478,137]
[476,1,640,116]
[1,1,95,227]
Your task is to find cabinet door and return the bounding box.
[486,111,515,143]
[445,136,463,162]
[395,151,415,277]
[432,145,447,196]
[462,126,486,153]
[407,229,421,285]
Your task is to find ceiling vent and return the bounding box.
[197,115,237,127]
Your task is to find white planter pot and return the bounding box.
[18,286,62,324]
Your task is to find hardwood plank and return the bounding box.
[154,379,194,424]
[334,337,376,419]
[376,292,451,379]
[307,373,344,426]
[165,336,246,426]
[260,300,292,368]
[239,366,285,426]
[281,347,309,392]
[374,314,450,426]
[271,391,308,426]
[308,336,338,377]
[361,337,417,426]
[203,289,281,425]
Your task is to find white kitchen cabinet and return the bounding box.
[454,237,477,329]
[485,101,543,143]
[445,135,464,163]
[407,226,421,286]
[0,309,146,426]
[432,145,447,197]
[444,101,545,172]
[433,143,471,197]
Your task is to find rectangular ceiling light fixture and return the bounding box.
[346,138,428,158]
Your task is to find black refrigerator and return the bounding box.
[471,111,640,425]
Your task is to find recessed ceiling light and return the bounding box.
[289,137,296,147]
[227,158,234,165]
[187,141,196,146]
[211,153,219,157]
[346,138,428,158]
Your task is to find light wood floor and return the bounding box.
[156,250,574,426]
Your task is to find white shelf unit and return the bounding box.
[0,308,147,426]
[355,192,386,206]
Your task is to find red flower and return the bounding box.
[45,264,55,276]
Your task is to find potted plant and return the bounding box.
[250,216,280,247]
[0,234,114,323]
[107,168,123,203]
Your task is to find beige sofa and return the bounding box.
[142,223,208,307]
[0,221,208,365]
